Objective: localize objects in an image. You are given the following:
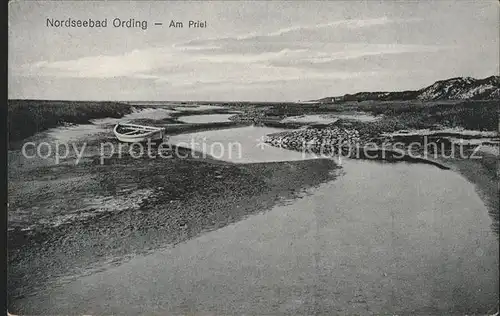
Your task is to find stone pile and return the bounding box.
[265,127,362,157]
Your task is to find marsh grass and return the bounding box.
[234,100,499,135]
[8,99,498,147]
[8,100,135,145]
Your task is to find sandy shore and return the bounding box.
[8,146,339,301]
[262,123,498,237]
[10,157,499,315]
[7,106,498,314]
[434,148,499,236]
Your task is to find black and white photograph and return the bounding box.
[7,1,500,315]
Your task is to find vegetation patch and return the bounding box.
[8,100,135,145]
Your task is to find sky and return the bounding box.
[8,0,499,101]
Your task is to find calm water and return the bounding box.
[169,126,320,163]
[174,105,228,111]
[16,123,499,315]
[281,112,379,124]
[177,113,235,124]
[281,114,339,124]
[333,112,380,122]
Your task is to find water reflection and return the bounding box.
[177,114,235,124]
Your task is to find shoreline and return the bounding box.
[262,126,498,235]
[7,102,499,312]
[8,148,340,301]
[9,145,499,315]
[434,149,499,236]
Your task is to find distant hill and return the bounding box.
[313,75,500,103]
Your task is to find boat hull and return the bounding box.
[114,131,165,143]
[113,124,167,143]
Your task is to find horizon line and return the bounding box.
[8,74,498,103]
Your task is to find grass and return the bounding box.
[8,100,135,145]
[9,99,498,146]
[356,100,499,131]
[255,100,498,237]
[8,147,339,300]
[231,100,499,133]
[7,100,246,147]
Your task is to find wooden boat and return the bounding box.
[113,123,166,143]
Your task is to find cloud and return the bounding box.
[237,17,394,39]
[16,47,310,79]
[18,42,443,80]
[16,48,177,78]
[194,48,309,64]
[276,44,447,66]
[150,60,398,89]
[170,17,428,60]
[12,15,442,91]
[180,17,416,48]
